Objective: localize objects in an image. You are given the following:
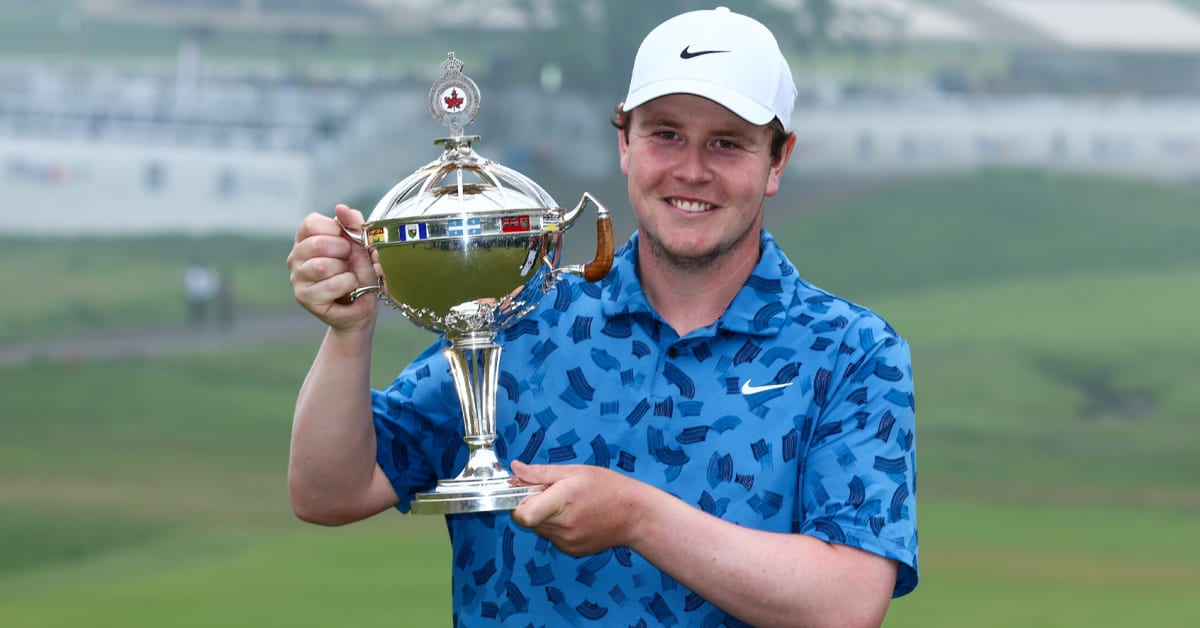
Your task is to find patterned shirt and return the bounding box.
[372,230,918,626]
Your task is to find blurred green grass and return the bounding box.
[1,169,1198,626]
[0,324,446,626]
[0,235,296,343]
[772,168,1200,299]
[0,517,452,628]
[883,267,1200,490]
[888,499,1200,627]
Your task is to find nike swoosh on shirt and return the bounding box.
[740,379,793,395]
[680,46,730,59]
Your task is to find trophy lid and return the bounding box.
[366,53,559,233]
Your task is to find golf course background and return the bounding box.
[1,169,1198,626]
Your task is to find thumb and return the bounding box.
[332,204,379,285]
[333,203,365,231]
[509,461,576,527]
[510,460,571,486]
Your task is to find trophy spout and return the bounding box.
[560,191,605,228]
[554,192,615,283]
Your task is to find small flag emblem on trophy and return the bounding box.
[501,215,531,233]
[399,223,428,241]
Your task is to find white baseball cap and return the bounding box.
[622,6,797,131]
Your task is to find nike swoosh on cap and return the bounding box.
[680,46,730,59]
[740,379,793,395]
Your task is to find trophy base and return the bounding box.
[411,479,544,515]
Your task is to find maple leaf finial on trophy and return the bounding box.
[429,51,480,137]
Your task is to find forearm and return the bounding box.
[629,489,895,627]
[288,323,384,524]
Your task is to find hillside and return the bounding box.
[771,168,1200,300]
[2,169,1198,626]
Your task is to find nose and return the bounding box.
[674,143,713,184]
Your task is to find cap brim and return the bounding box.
[624,78,777,127]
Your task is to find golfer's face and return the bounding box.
[618,94,790,267]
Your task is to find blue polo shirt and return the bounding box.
[373,230,918,626]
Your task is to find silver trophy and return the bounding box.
[340,53,614,515]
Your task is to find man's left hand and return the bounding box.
[509,461,650,557]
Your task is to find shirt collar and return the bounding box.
[598,231,798,337]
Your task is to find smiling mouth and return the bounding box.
[669,198,714,213]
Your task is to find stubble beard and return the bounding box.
[642,212,762,272]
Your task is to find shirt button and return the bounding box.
[667,347,680,358]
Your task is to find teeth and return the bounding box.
[670,199,713,213]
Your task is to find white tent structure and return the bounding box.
[980,0,1200,53]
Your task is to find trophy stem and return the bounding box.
[447,331,501,456]
[411,330,543,514]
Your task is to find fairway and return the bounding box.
[2,169,1198,626]
[886,500,1200,627]
[0,517,452,628]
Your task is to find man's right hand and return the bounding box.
[286,204,382,332]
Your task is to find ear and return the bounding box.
[764,133,797,198]
[618,128,630,175]
[616,103,631,176]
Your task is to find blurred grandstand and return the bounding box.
[2,0,1199,235]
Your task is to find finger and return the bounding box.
[369,247,383,281]
[291,232,352,265]
[292,258,360,305]
[289,237,360,291]
[290,215,350,277]
[295,211,341,243]
[511,488,563,529]
[328,204,381,285]
[288,238,351,285]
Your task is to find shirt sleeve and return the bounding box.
[797,316,919,597]
[371,338,466,513]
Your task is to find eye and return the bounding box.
[713,138,739,150]
[654,130,679,141]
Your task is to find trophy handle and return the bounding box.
[556,192,615,283]
[333,216,383,305]
[584,213,615,282]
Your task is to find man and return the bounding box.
[183,260,217,327]
[286,7,917,626]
